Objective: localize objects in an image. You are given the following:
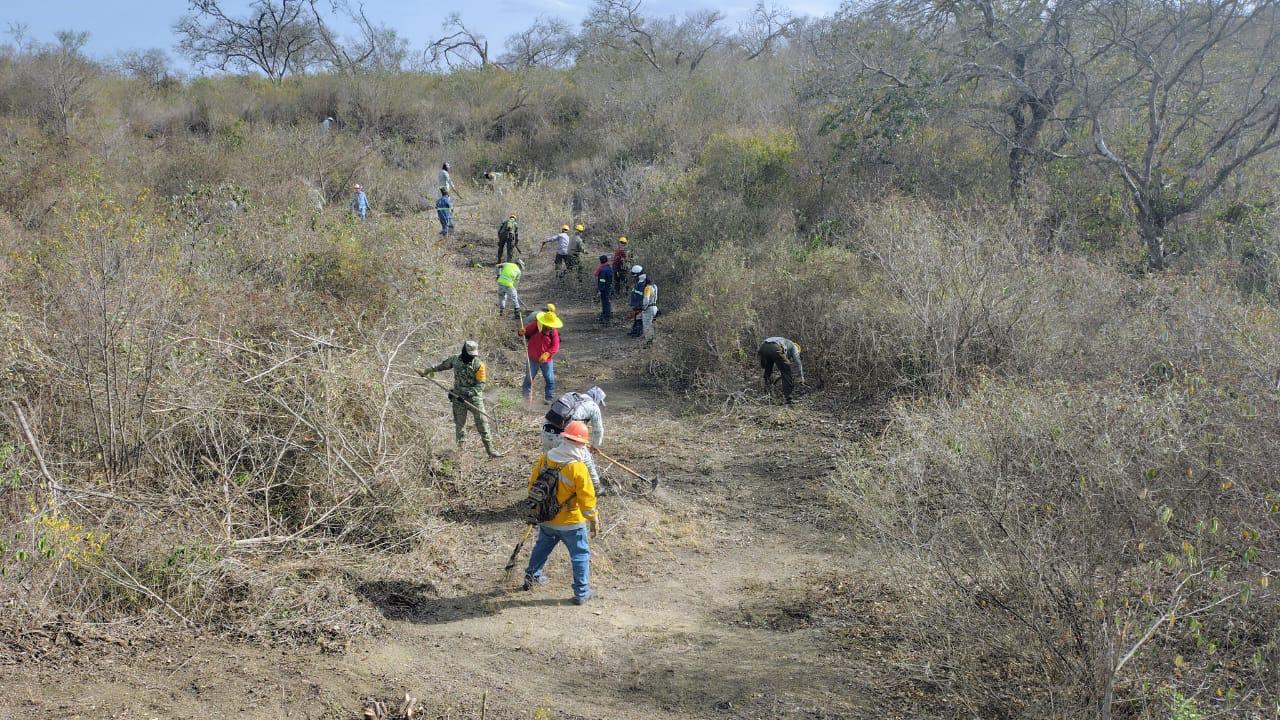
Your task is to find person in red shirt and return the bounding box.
[610,237,629,298]
[518,308,563,404]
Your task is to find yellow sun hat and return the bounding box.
[536,310,564,329]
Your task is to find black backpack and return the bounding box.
[544,392,585,432]
[521,464,574,524]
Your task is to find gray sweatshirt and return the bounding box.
[764,337,804,381]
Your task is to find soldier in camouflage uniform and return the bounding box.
[418,339,501,457]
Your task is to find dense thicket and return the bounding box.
[0,1,1277,716]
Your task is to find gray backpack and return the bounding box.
[544,392,586,433]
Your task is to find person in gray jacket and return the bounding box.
[542,386,609,491]
[758,337,804,404]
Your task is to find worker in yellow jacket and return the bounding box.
[522,420,599,604]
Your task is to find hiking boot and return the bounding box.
[543,398,552,405]
[522,574,548,591]
[573,591,594,606]
[486,448,505,459]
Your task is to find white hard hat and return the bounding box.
[630,265,643,274]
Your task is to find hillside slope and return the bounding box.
[0,235,882,720]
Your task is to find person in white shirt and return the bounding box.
[541,387,609,491]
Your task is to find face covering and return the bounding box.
[548,440,591,464]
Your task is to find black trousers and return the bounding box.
[758,342,794,400]
[497,237,516,263]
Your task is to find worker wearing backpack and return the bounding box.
[522,420,599,605]
[497,214,519,264]
[626,266,646,337]
[543,387,606,490]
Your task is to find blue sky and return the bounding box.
[5,1,844,68]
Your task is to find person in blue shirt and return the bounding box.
[351,184,368,220]
[436,187,454,237]
[594,254,615,323]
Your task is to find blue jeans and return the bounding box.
[525,524,591,599]
[522,360,555,401]
[599,288,612,321]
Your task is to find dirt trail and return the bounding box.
[0,242,869,720]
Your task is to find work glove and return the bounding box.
[447,391,459,402]
[588,515,601,538]
[538,352,551,363]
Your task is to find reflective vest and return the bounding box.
[498,262,521,288]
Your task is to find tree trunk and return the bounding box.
[1008,146,1028,198]
[1139,216,1166,270]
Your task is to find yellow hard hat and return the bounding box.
[794,342,802,353]
[536,311,563,329]
[619,236,628,244]
[545,303,556,313]
[561,224,570,232]
[575,223,585,232]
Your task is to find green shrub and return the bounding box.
[698,127,797,203]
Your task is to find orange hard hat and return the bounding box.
[561,420,590,445]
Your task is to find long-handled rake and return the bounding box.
[396,372,514,456]
[594,448,660,495]
[502,524,535,585]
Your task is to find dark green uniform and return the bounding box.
[429,354,496,454]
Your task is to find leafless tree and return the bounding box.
[26,31,98,141]
[306,0,374,72]
[306,0,405,73]
[116,48,181,91]
[818,0,1088,197]
[426,13,491,70]
[737,2,798,61]
[580,0,726,73]
[499,16,577,69]
[174,0,319,84]
[1078,0,1280,270]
